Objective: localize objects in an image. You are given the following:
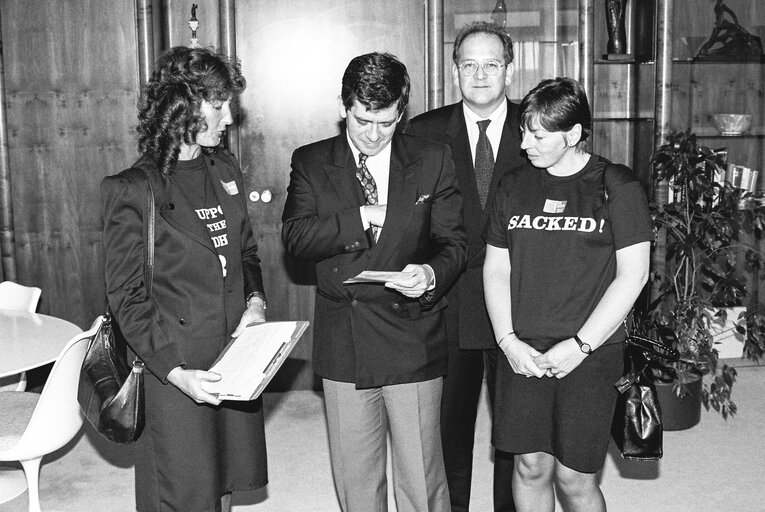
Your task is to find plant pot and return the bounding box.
[655,376,702,431]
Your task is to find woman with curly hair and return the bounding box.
[101,46,268,512]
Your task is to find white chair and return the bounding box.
[0,281,42,313]
[0,281,43,392]
[0,318,97,512]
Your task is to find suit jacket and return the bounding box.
[282,133,467,388]
[101,151,265,381]
[407,99,526,349]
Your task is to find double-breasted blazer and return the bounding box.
[101,150,268,510]
[407,99,526,349]
[282,133,467,388]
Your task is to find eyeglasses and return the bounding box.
[458,60,506,76]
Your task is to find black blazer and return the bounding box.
[407,99,526,349]
[282,133,467,387]
[102,152,265,380]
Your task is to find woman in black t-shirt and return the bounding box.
[483,77,652,512]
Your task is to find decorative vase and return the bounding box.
[655,376,703,431]
[605,0,627,54]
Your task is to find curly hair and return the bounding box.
[137,46,246,175]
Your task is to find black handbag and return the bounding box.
[611,327,680,461]
[78,313,146,444]
[78,170,155,444]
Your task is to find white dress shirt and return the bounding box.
[347,132,392,237]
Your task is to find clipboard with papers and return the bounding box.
[201,320,310,401]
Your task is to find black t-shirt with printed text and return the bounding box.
[174,155,236,281]
[483,154,653,351]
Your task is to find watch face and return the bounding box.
[581,343,592,354]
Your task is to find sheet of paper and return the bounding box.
[343,270,415,284]
[201,321,309,400]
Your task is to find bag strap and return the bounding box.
[142,170,155,296]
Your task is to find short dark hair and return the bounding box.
[453,22,514,64]
[341,52,410,115]
[518,77,591,142]
[137,46,246,175]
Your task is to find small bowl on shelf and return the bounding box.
[712,113,753,136]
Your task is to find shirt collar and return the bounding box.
[345,131,393,166]
[462,99,508,127]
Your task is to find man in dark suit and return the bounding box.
[282,52,467,512]
[407,22,526,512]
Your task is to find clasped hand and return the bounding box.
[501,337,587,379]
[533,338,588,379]
[499,337,546,378]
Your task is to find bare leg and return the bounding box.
[555,462,606,512]
[513,452,555,512]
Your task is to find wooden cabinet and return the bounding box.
[590,0,657,186]
[668,0,765,184]
[665,0,765,304]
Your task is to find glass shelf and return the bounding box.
[693,129,765,139]
[594,59,655,65]
[672,59,765,65]
[594,117,654,122]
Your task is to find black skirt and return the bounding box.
[491,342,624,473]
[134,372,268,512]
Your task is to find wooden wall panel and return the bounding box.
[1,0,139,327]
[236,0,426,390]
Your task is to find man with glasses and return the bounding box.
[407,21,526,512]
[283,52,466,512]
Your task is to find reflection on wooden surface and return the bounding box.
[2,0,138,328]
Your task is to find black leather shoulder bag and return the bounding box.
[78,169,155,444]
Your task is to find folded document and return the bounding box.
[202,321,309,400]
[343,270,415,284]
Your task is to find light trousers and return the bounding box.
[322,377,450,512]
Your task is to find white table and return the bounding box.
[0,308,82,504]
[0,309,82,378]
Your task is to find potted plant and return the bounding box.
[639,130,765,427]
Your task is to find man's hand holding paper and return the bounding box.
[384,263,435,298]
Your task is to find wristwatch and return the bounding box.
[574,334,592,355]
[246,291,268,310]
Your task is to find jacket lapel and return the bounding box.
[489,99,522,197]
[206,156,244,249]
[325,135,365,208]
[482,99,522,223]
[369,136,417,270]
[446,103,481,207]
[160,166,216,254]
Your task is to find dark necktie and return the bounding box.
[475,119,494,208]
[355,153,379,238]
